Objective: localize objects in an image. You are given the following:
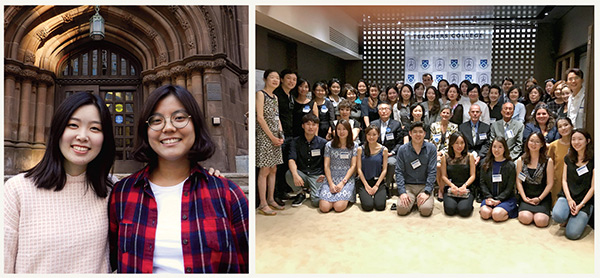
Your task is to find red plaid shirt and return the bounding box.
[108,164,248,273]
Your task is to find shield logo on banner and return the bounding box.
[407,58,417,71]
[435,58,445,71]
[479,59,488,69]
[436,75,443,82]
[464,58,474,71]
[407,74,415,83]
[465,74,473,82]
[479,73,489,84]
[421,59,430,70]
[449,73,459,84]
[450,59,459,69]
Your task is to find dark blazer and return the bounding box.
[480,160,516,201]
[522,123,560,144]
[370,118,403,154]
[458,120,490,159]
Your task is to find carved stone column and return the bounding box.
[45,83,55,137]
[18,69,37,144]
[5,64,21,142]
[156,70,171,86]
[34,74,53,145]
[170,65,187,88]
[186,60,206,107]
[143,74,158,103]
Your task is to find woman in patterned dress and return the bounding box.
[256,70,284,215]
[319,120,358,213]
[516,132,554,227]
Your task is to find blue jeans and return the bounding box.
[552,197,593,240]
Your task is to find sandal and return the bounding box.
[268,200,285,210]
[257,205,276,216]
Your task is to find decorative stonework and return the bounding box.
[187,38,196,50]
[200,6,218,53]
[239,73,248,85]
[37,74,54,85]
[170,65,186,77]
[145,29,158,40]
[21,69,38,80]
[24,51,36,64]
[35,27,48,42]
[185,60,208,72]
[158,52,168,64]
[156,70,170,81]
[168,6,179,13]
[62,13,73,23]
[212,58,227,70]
[122,14,133,25]
[142,74,157,85]
[5,64,22,77]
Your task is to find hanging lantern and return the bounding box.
[89,6,105,41]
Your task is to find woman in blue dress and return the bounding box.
[356,125,388,211]
[319,120,358,213]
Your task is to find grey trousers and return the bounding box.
[285,170,321,207]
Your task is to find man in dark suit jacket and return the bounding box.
[370,102,403,197]
[458,103,490,202]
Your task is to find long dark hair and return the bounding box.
[397,84,414,110]
[363,125,380,156]
[332,119,354,149]
[133,85,215,165]
[448,132,469,159]
[567,129,593,163]
[24,92,115,198]
[522,132,548,165]
[482,137,511,171]
[425,86,441,116]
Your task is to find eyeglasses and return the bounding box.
[146,111,191,131]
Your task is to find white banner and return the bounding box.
[404,26,493,87]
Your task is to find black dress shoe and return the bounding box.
[273,197,285,207]
[291,193,306,207]
[280,192,293,201]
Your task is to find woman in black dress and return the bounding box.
[516,132,554,227]
[552,129,594,240]
[312,81,335,139]
[291,78,318,137]
[440,132,476,216]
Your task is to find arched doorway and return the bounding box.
[56,42,143,173]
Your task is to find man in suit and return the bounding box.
[490,102,524,161]
[370,102,403,197]
[458,103,490,202]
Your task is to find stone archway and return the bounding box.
[4,6,249,175]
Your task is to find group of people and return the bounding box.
[5,86,249,273]
[256,68,593,240]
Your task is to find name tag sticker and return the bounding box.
[492,174,502,183]
[479,133,487,140]
[411,159,422,169]
[576,165,589,176]
[274,115,280,122]
[302,105,310,113]
[386,127,391,133]
[340,151,350,159]
[518,172,526,182]
[490,118,496,123]
[432,134,441,143]
[311,149,321,157]
[321,106,328,113]
[506,130,514,139]
[386,133,395,141]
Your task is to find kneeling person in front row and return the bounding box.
[286,114,327,207]
[395,121,437,216]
